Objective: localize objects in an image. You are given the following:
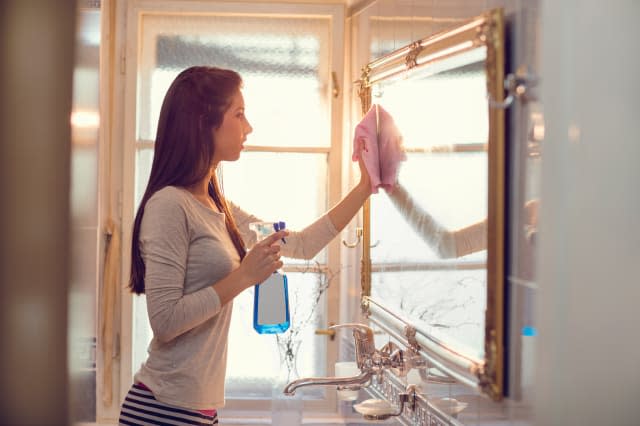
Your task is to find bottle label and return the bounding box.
[254,272,290,334]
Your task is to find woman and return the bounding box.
[118,66,371,425]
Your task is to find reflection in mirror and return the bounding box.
[359,9,506,400]
[371,47,489,361]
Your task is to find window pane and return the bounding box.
[138,14,332,147]
[226,271,327,399]
[134,147,154,208]
[131,147,155,382]
[222,151,329,265]
[132,295,153,374]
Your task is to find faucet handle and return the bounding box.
[329,322,373,335]
[329,323,374,345]
[329,323,376,368]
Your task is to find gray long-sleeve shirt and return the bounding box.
[134,185,338,410]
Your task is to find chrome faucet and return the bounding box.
[283,370,373,396]
[282,323,425,396]
[283,323,375,396]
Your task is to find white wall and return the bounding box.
[536,1,640,425]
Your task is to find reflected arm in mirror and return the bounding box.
[386,183,540,257]
[384,183,487,258]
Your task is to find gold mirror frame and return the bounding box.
[359,8,505,400]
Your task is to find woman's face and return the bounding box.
[212,89,253,164]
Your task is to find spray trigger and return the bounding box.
[273,221,286,243]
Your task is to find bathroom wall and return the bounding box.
[343,0,541,424]
[536,1,640,425]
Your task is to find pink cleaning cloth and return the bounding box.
[352,104,381,192]
[352,104,406,193]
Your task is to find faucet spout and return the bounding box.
[283,371,372,396]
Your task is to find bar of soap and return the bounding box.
[353,398,394,416]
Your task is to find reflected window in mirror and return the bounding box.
[370,48,489,360]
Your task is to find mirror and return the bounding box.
[359,9,505,400]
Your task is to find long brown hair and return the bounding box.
[129,66,247,294]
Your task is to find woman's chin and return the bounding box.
[219,150,243,163]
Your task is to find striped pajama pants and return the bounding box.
[119,383,218,425]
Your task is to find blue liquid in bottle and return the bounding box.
[253,273,290,334]
[250,221,290,334]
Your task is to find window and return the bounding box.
[119,1,345,416]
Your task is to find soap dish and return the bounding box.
[431,397,468,417]
[353,398,395,417]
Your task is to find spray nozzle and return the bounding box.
[249,221,287,244]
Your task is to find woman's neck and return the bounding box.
[185,174,218,211]
[186,177,209,197]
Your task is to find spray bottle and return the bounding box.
[249,221,290,334]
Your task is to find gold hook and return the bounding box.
[342,227,363,248]
[331,71,340,98]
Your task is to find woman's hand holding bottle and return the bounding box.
[238,230,288,287]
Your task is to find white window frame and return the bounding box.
[108,0,347,421]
